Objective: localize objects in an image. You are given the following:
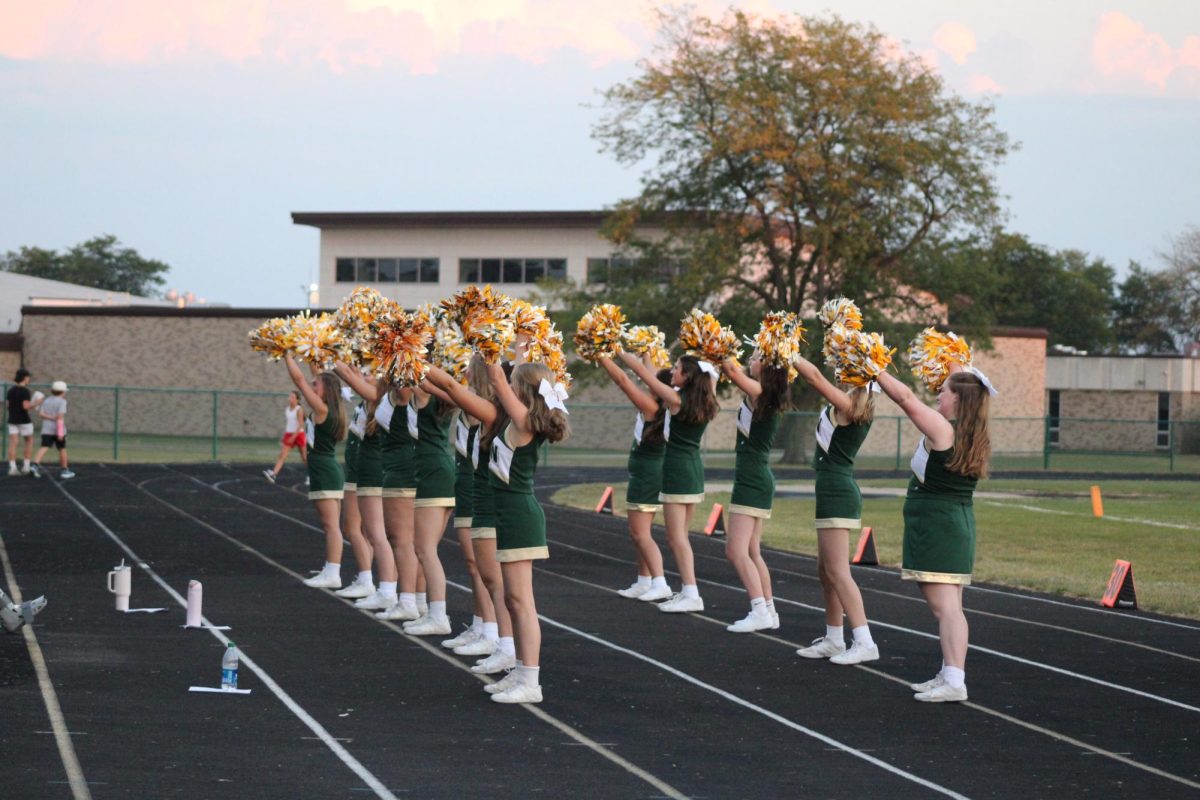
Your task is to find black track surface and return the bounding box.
[2,464,1197,799]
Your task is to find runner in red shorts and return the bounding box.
[264,390,308,483]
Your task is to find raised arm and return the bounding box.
[285,352,328,423]
[426,366,498,426]
[598,357,659,417]
[420,377,454,408]
[333,363,380,401]
[486,361,529,433]
[722,359,762,400]
[619,352,680,412]
[792,356,854,420]
[876,371,953,449]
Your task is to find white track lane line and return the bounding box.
[978,498,1196,531]
[0,530,93,800]
[543,536,1200,714]
[163,468,973,800]
[50,478,401,800]
[115,466,689,800]
[536,566,1200,793]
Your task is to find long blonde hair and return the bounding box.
[947,372,991,479]
[512,362,570,444]
[843,384,875,425]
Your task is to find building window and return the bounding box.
[1157,391,1170,450]
[334,257,440,283]
[586,255,679,284]
[1048,390,1060,447]
[457,257,567,284]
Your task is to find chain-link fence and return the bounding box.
[3,383,1199,473]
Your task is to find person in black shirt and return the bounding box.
[6,369,40,476]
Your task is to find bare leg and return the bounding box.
[724,513,763,600]
[358,494,393,582]
[22,436,33,462]
[501,559,539,667]
[312,498,343,565]
[661,502,697,585]
[58,446,68,469]
[34,446,48,466]
[271,444,291,475]
[474,538,512,636]
[748,518,772,601]
[458,527,495,621]
[920,582,969,669]
[384,496,417,593]
[414,506,450,602]
[627,510,663,577]
[817,528,867,628]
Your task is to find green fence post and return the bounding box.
[113,386,121,461]
[895,417,902,471]
[1042,415,1051,470]
[211,391,219,460]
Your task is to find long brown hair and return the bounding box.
[946,372,991,479]
[363,395,380,438]
[315,372,346,442]
[752,364,792,424]
[470,355,512,456]
[842,384,875,425]
[512,362,570,444]
[675,355,719,425]
[640,368,672,445]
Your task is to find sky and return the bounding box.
[2,0,1198,307]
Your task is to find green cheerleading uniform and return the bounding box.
[470,428,497,540]
[356,424,384,497]
[344,432,361,492]
[377,393,416,498]
[413,397,456,507]
[729,400,781,519]
[902,436,978,585]
[307,412,344,500]
[659,391,709,503]
[813,405,872,529]
[625,413,665,513]
[489,423,548,562]
[453,415,478,528]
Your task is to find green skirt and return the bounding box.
[307,452,344,499]
[454,460,475,526]
[493,490,548,562]
[343,435,360,489]
[729,454,774,516]
[814,467,863,529]
[901,496,976,585]
[471,470,496,537]
[356,437,383,490]
[382,438,415,490]
[626,449,664,510]
[660,449,704,502]
[415,451,456,505]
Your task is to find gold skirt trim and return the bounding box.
[627,503,662,514]
[343,482,357,492]
[454,517,473,530]
[901,568,972,585]
[728,503,772,520]
[381,488,417,499]
[815,517,862,531]
[496,545,550,563]
[660,493,703,504]
[308,490,344,501]
[356,487,382,497]
[470,527,497,540]
[414,497,456,508]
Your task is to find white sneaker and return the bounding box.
[403,615,452,636]
[830,641,880,665]
[6,465,17,477]
[471,649,516,674]
[455,637,497,657]
[302,572,341,589]
[658,593,704,613]
[354,591,393,610]
[442,627,480,649]
[29,464,42,479]
[491,683,542,704]
[417,600,428,617]
[769,610,780,630]
[726,609,773,633]
[334,582,375,599]
[375,601,418,621]
[59,469,75,480]
[20,465,31,475]
[484,669,522,695]
[914,682,967,703]
[910,673,946,693]
[638,584,674,602]
[795,636,846,659]
[617,581,651,599]
[263,469,276,484]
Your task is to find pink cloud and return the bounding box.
[1091,11,1196,93]
[966,74,1004,95]
[932,22,976,66]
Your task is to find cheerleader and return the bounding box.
[720,352,790,632]
[877,365,993,702]
[480,347,569,703]
[283,353,346,590]
[596,354,672,603]
[792,356,879,663]
[619,352,719,613]
[330,397,377,600]
[425,359,515,671]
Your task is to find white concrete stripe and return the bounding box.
[0,532,93,800]
[51,477,401,800]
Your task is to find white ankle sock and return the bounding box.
[826,624,844,642]
[517,665,540,688]
[942,666,966,688]
[765,598,776,613]
[635,575,651,588]
[471,615,484,633]
[680,584,700,599]
[356,571,373,586]
[397,590,415,606]
[378,582,397,599]
[429,600,447,621]
[416,592,427,607]
[851,625,874,647]
[322,562,340,577]
[750,596,767,611]
[498,636,516,656]
[483,621,499,641]
[22,459,29,469]
[650,576,669,590]
[7,461,13,469]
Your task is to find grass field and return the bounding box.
[550,477,1200,619]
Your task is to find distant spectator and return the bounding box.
[264,390,308,483]
[31,381,72,480]
[6,368,41,476]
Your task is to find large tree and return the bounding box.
[1,235,170,296]
[1160,225,1200,348]
[591,9,1013,324]
[1112,262,1175,354]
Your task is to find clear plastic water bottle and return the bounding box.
[221,642,239,690]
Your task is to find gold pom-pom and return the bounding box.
[907,327,973,392]
[824,324,894,387]
[444,285,517,365]
[284,311,350,371]
[678,308,742,369]
[623,325,672,369]
[748,311,806,380]
[333,286,400,370]
[573,304,627,363]
[248,317,293,361]
[818,298,863,331]
[416,303,472,383]
[372,310,434,387]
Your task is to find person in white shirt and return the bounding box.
[31,381,71,480]
[264,391,308,483]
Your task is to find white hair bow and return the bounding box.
[697,360,720,380]
[965,366,998,397]
[538,378,570,414]
[868,380,881,394]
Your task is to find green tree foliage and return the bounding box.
[590,9,1012,322]
[0,235,169,296]
[1113,263,1175,354]
[1160,225,1200,348]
